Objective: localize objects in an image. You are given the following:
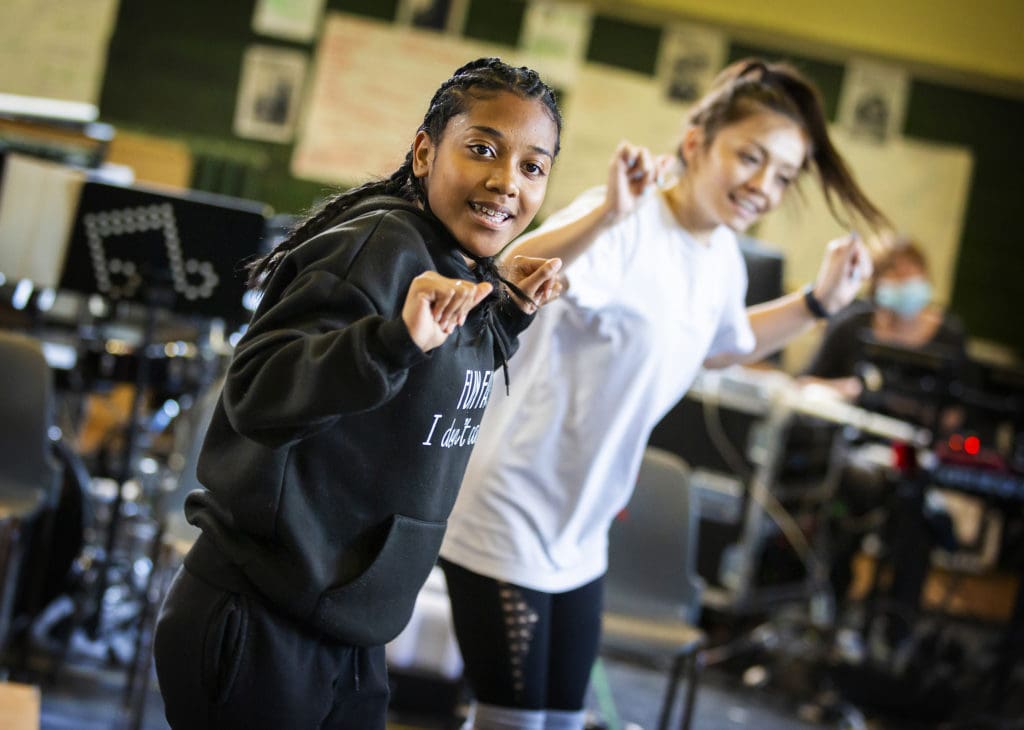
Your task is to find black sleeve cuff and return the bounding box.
[375,317,430,370]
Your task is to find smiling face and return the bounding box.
[412,91,559,258]
[679,107,808,235]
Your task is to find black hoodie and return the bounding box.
[184,197,532,646]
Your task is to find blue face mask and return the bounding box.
[875,277,932,318]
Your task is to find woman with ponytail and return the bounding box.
[439,58,891,730]
[153,57,564,730]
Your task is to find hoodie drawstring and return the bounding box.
[452,244,533,396]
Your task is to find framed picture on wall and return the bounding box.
[518,0,592,91]
[396,0,470,34]
[233,45,308,144]
[251,0,326,43]
[656,22,727,106]
[837,58,910,143]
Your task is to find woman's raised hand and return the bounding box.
[812,233,874,315]
[403,271,492,352]
[604,141,673,222]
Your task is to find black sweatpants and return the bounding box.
[440,558,603,711]
[153,566,389,730]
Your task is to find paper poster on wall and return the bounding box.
[234,45,308,144]
[0,154,86,288]
[292,13,507,184]
[544,64,688,215]
[0,0,119,104]
[755,129,973,308]
[656,22,727,105]
[252,0,326,43]
[396,0,470,34]
[518,1,592,91]
[837,58,910,143]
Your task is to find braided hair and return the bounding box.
[683,58,890,234]
[247,57,562,290]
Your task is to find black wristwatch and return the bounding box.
[802,284,830,320]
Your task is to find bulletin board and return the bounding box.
[0,0,120,106]
[290,13,504,184]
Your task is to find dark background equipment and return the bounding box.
[56,180,268,639]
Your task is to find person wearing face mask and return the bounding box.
[800,236,968,609]
[800,235,967,418]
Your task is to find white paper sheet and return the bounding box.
[0,154,86,287]
[0,0,120,104]
[518,1,592,90]
[291,13,508,184]
[543,63,690,215]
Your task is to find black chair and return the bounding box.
[601,446,706,730]
[0,330,62,661]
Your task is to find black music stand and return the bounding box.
[57,180,268,637]
[60,180,268,326]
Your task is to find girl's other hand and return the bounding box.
[504,255,564,314]
[812,233,873,314]
[403,271,492,352]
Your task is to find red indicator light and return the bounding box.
[964,436,981,455]
[892,442,917,473]
[948,434,964,451]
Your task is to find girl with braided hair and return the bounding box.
[439,58,891,730]
[153,57,564,730]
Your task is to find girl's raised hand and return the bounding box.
[403,271,493,352]
[811,233,874,314]
[604,141,672,222]
[503,255,564,314]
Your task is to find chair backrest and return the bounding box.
[0,330,60,513]
[606,446,704,624]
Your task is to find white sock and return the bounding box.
[543,708,587,730]
[465,701,546,730]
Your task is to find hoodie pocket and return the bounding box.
[314,513,445,646]
[201,590,248,705]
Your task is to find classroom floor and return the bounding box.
[36,653,822,730]
[25,602,1024,730]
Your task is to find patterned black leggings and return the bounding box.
[440,559,604,711]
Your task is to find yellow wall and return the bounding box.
[624,0,1024,89]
